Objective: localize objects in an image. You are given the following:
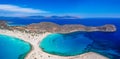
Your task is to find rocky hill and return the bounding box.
[0,20,8,28]
[0,21,116,33]
[26,22,116,33]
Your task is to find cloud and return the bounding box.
[0,4,49,17]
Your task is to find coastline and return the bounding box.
[0,33,31,59]
[0,29,109,59]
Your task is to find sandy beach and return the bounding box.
[0,29,109,59]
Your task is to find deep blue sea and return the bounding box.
[0,34,31,59]
[1,18,120,59]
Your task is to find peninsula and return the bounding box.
[0,20,116,59]
[4,22,116,33]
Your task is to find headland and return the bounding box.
[0,20,116,59]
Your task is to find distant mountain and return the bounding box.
[49,16,61,19]
[0,15,80,20]
[24,15,80,19]
[25,16,46,19]
[60,16,80,19]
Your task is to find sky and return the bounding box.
[0,0,120,18]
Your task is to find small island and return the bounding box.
[0,20,116,59]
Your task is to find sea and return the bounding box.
[0,18,120,59]
[0,34,31,59]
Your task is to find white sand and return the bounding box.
[0,29,109,59]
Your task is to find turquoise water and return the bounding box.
[40,32,93,56]
[0,34,31,59]
[1,18,120,59]
[40,31,120,59]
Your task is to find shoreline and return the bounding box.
[0,29,109,59]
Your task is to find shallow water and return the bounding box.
[40,31,120,59]
[1,18,120,59]
[40,32,93,56]
[0,34,31,59]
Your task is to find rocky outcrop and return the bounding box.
[0,20,8,28]
[0,21,116,33]
[96,24,116,32]
[27,22,61,32]
[26,22,116,33]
